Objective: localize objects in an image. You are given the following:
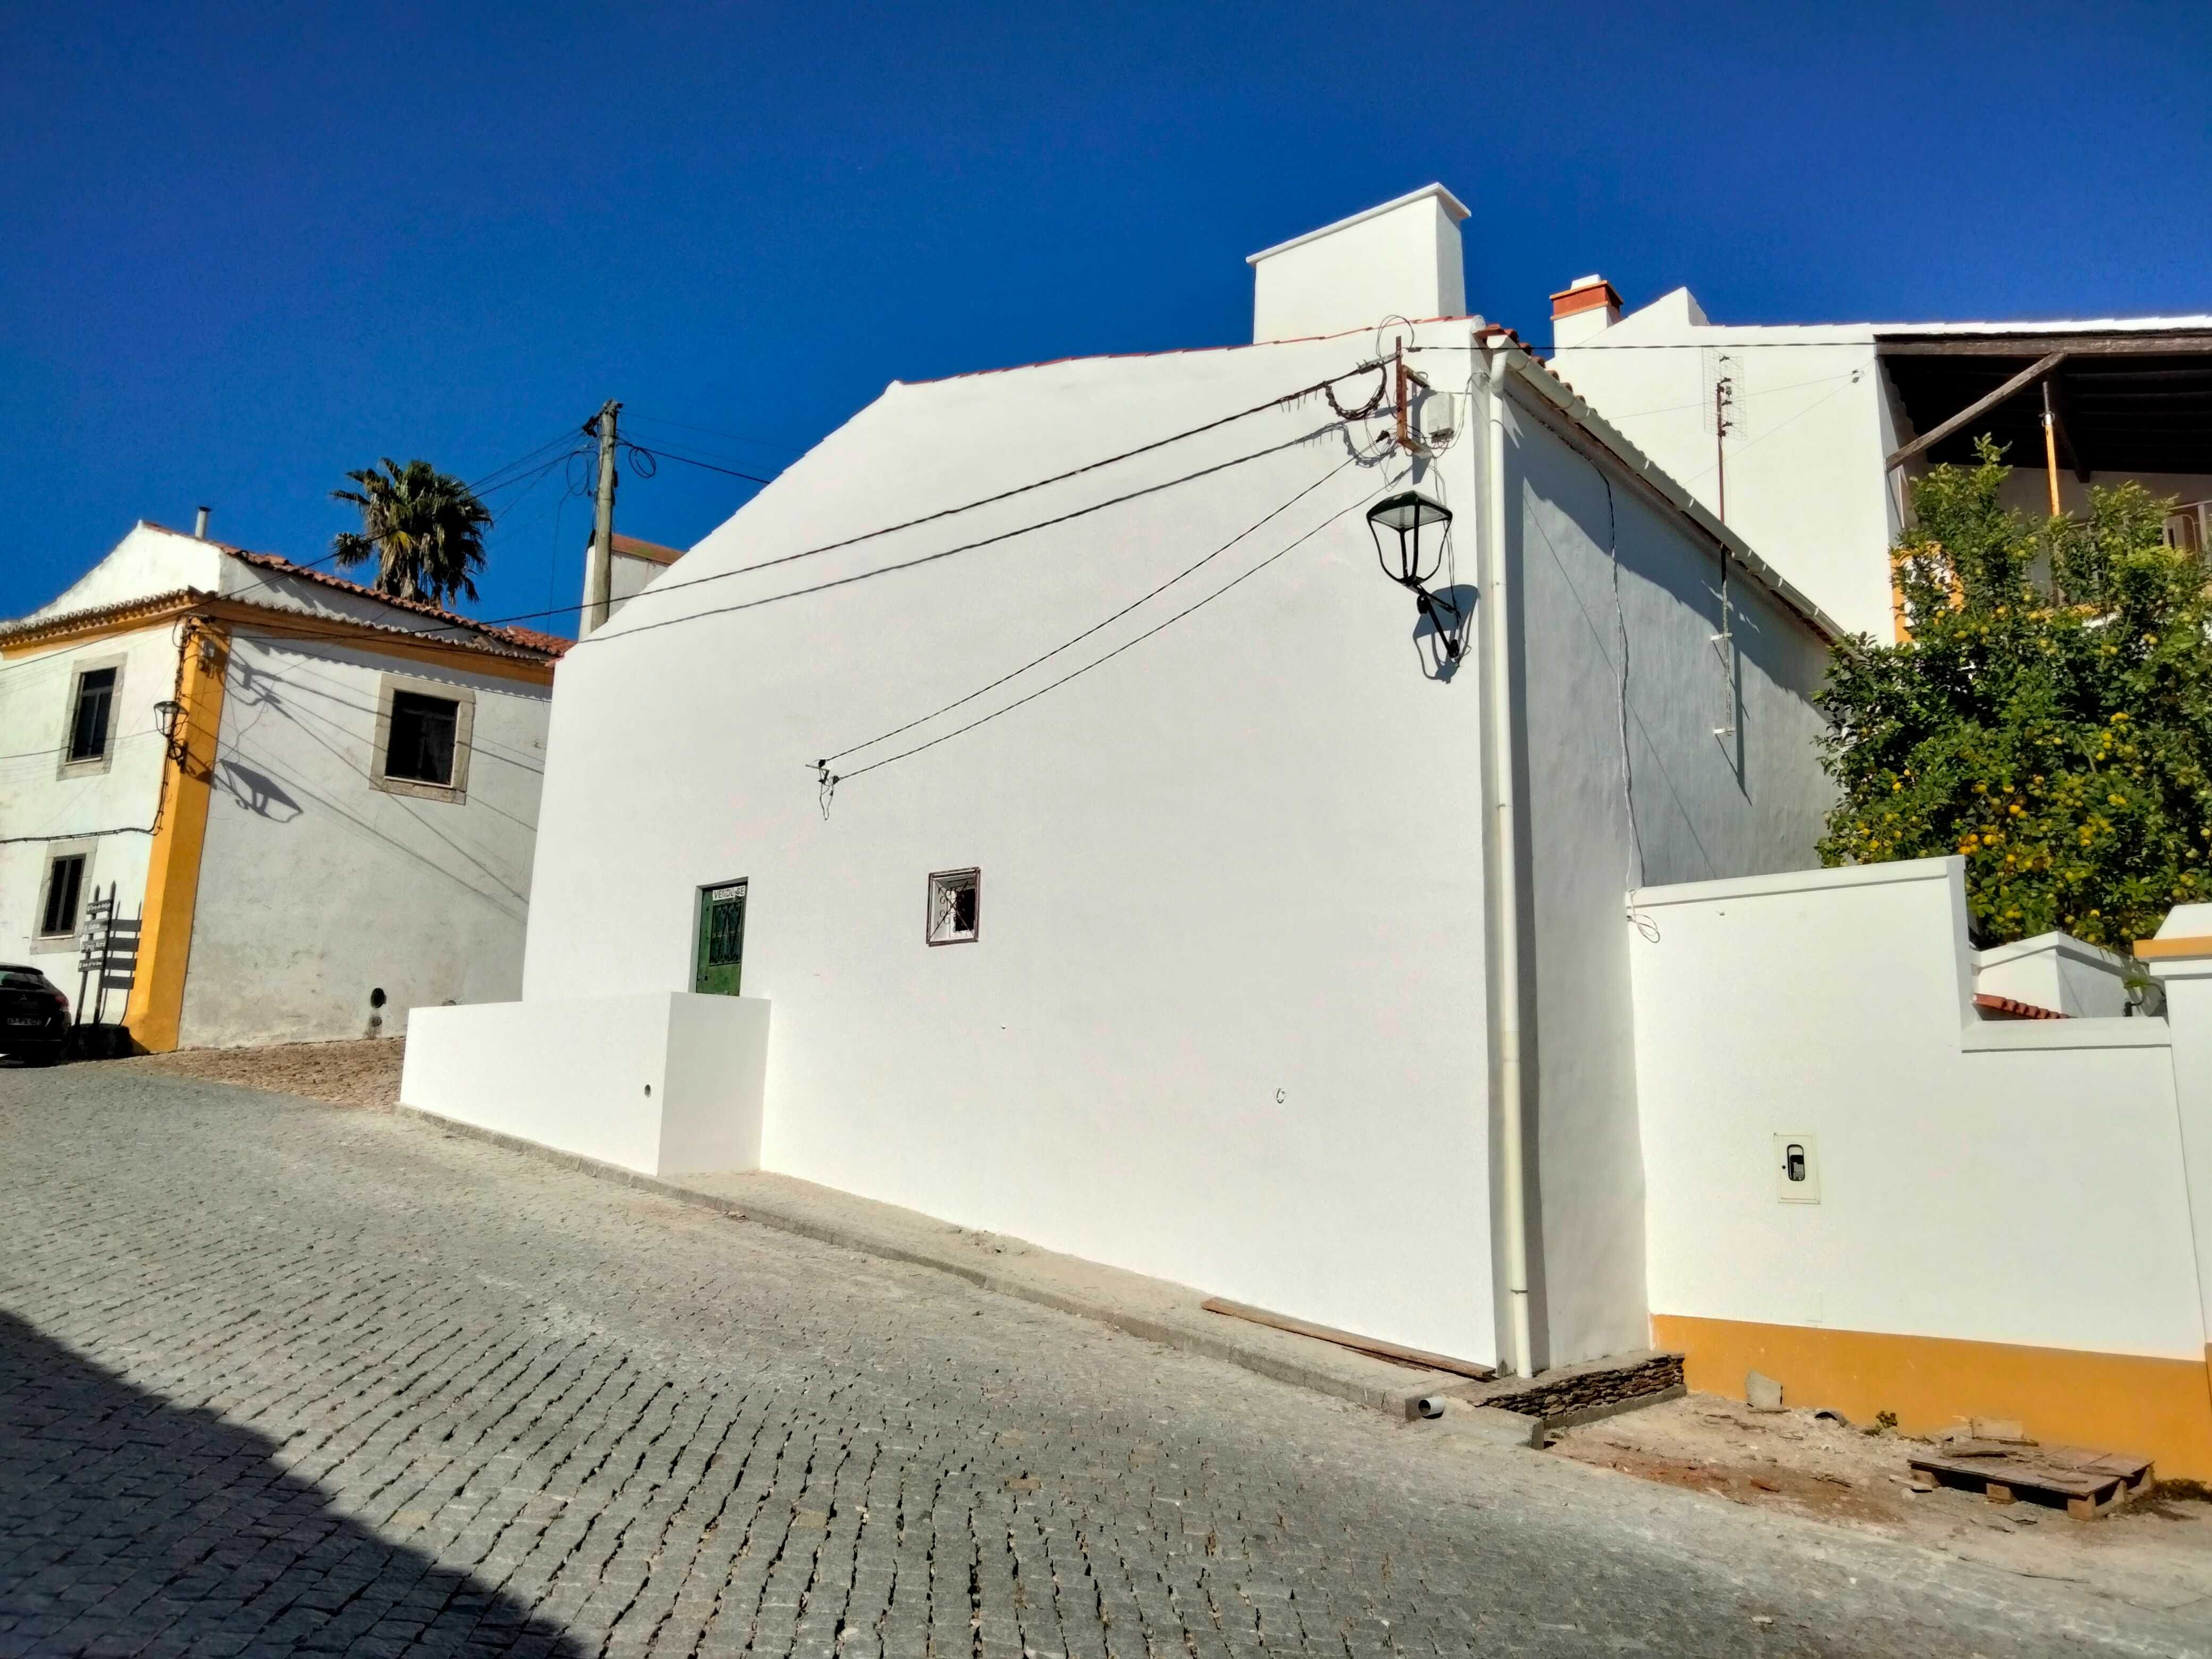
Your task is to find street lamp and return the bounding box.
[1367,491,1452,588]
[1366,490,1464,661]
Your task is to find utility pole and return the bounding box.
[583,400,622,635]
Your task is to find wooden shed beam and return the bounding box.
[1878,334,2212,358]
[1887,351,2068,471]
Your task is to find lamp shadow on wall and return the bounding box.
[0,1310,584,1655]
[1411,584,1478,683]
[215,757,306,824]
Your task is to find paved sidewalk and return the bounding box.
[3,1066,2204,1657]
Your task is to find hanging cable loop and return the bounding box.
[1323,362,1390,422]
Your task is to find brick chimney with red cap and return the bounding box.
[1550,274,1622,348]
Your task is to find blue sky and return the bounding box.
[5,1,2207,631]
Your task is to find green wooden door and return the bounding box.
[694,881,747,995]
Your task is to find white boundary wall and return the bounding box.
[403,992,770,1177]
[1629,857,2205,1364]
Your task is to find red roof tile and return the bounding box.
[1972,992,2067,1021]
[225,550,568,659]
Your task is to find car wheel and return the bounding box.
[24,1045,61,1068]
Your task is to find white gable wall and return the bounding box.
[524,331,1504,1362]
[27,523,225,620]
[512,326,1842,1369]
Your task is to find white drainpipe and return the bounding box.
[1481,337,1536,1379]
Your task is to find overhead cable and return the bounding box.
[124,361,1390,660]
[830,477,1385,789]
[818,449,1374,769]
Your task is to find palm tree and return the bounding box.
[330,458,492,609]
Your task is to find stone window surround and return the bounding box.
[57,652,128,780]
[33,839,96,954]
[370,671,475,805]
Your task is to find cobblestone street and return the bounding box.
[1,1068,2201,1657]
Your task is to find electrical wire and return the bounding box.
[623,414,803,455]
[177,362,1393,660]
[1591,368,1863,424]
[583,359,1385,630]
[1412,338,1898,355]
[617,441,775,487]
[19,364,1391,676]
[830,477,1385,788]
[816,449,1375,769]
[0,824,155,846]
[569,428,1341,651]
[1669,374,1865,490]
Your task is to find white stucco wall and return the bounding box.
[524,327,1504,1362]
[179,631,549,1047]
[404,992,770,1177]
[1631,858,2203,1363]
[1551,312,1897,640]
[1502,390,1836,1368]
[0,624,178,1006]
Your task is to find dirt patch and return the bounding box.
[1551,1392,2212,1612]
[113,1038,404,1110]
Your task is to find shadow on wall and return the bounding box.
[216,757,306,823]
[1411,583,1477,682]
[0,1311,584,1655]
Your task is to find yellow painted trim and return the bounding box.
[1653,1313,2212,1481]
[2133,936,2212,961]
[0,595,200,659]
[123,624,230,1053]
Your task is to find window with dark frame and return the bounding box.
[383,690,460,786]
[927,868,980,945]
[67,668,116,763]
[40,853,86,938]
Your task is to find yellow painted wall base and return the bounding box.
[1653,1313,2212,1483]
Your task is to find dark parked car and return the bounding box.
[0,965,70,1066]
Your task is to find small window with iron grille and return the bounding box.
[926,867,980,945]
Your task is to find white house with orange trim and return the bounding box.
[0,520,566,1051]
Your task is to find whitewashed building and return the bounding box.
[407,186,1844,1379]
[1546,279,2212,639]
[0,521,565,1051]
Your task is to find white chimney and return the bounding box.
[1246,185,1469,345]
[194,506,211,540]
[1549,275,1622,349]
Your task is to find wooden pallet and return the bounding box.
[1908,1442,2154,1519]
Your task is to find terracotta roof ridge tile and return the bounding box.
[224,550,567,658]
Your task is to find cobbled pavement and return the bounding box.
[1,1067,2202,1658]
